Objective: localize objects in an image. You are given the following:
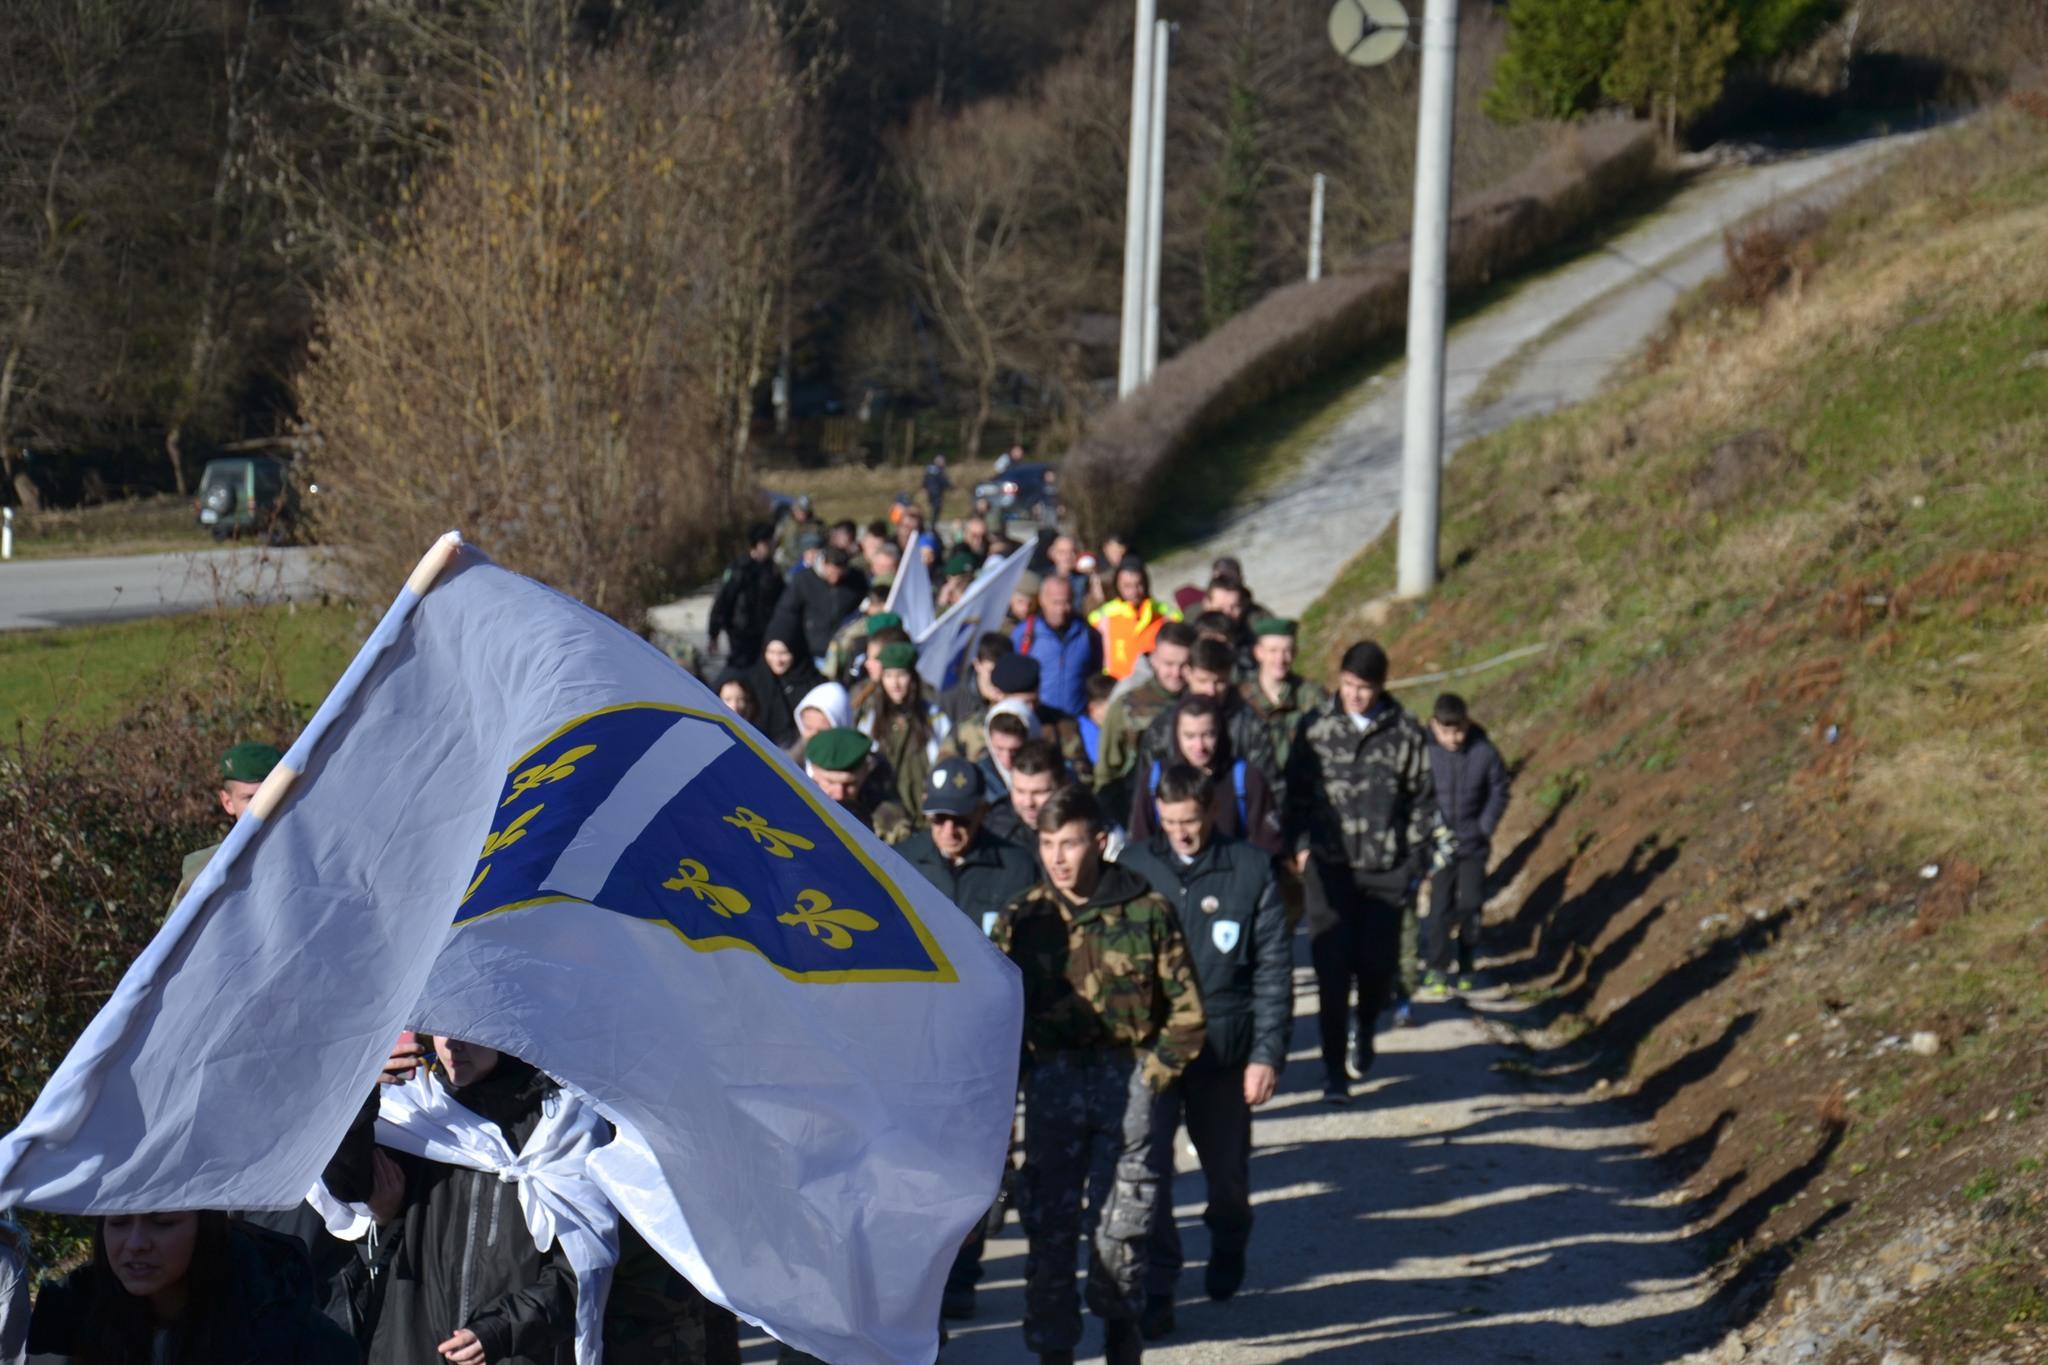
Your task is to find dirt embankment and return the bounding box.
[1305,101,2048,1362]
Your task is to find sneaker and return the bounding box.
[1104,1319,1145,1364]
[1346,1033,1363,1080]
[1393,1002,1414,1028]
[1205,1246,1247,1300]
[941,1285,977,1320]
[1140,1293,1175,1340]
[1419,972,1450,1000]
[1322,1083,1351,1106]
[1457,975,1476,993]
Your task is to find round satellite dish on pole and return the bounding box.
[1328,0,1409,67]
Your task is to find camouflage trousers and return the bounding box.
[1019,1051,1175,1353]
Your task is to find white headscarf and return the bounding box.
[794,680,852,732]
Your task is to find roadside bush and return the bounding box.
[1064,120,1659,545]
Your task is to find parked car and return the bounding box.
[195,455,298,542]
[972,462,1060,523]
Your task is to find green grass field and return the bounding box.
[1,603,361,735]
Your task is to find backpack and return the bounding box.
[1149,758,1247,832]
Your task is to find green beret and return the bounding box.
[943,550,979,577]
[865,612,903,636]
[220,740,284,784]
[1252,617,1298,638]
[879,641,918,671]
[806,727,872,774]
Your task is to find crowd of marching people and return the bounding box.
[0,454,1511,1365]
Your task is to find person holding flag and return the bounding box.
[312,1034,601,1365]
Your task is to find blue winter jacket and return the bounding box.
[1013,613,1101,716]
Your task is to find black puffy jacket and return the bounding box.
[325,1059,577,1365]
[765,565,869,661]
[899,826,1039,936]
[1427,725,1511,854]
[21,1221,358,1365]
[1117,833,1292,1073]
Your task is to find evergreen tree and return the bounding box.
[1605,0,1742,145]
[1483,0,1634,124]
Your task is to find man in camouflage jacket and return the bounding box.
[992,785,1205,1365]
[1281,640,1454,1102]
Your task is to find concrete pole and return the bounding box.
[1308,172,1327,282]
[1397,0,1457,598]
[1117,0,1157,399]
[1141,19,1169,383]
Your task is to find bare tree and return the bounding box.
[298,7,826,622]
[0,0,181,496]
[891,97,1059,456]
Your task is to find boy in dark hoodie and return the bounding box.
[1422,693,1511,993]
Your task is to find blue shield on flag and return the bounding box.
[462,704,949,982]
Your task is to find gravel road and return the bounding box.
[1151,132,1920,615]
[0,546,319,630]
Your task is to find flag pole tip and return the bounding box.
[407,531,466,596]
[249,762,302,822]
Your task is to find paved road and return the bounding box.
[742,939,1722,1363]
[1152,132,1919,615]
[0,546,320,631]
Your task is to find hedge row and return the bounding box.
[1065,119,1661,544]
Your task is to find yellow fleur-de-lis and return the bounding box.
[481,804,543,857]
[777,889,879,951]
[723,807,816,860]
[660,859,752,918]
[504,744,597,806]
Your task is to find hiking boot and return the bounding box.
[1205,1245,1247,1300]
[1104,1319,1144,1365]
[941,1285,977,1320]
[1140,1293,1175,1340]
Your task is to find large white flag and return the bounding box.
[913,534,1039,691]
[0,533,1023,1365]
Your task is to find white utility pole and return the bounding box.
[1117,0,1158,398]
[1308,172,1327,282]
[1396,0,1456,597]
[1141,19,1170,383]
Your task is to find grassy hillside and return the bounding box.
[1302,105,2048,1353]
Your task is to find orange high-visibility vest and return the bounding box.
[1090,597,1180,679]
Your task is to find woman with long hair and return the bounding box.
[1,1210,355,1364]
[858,642,951,824]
